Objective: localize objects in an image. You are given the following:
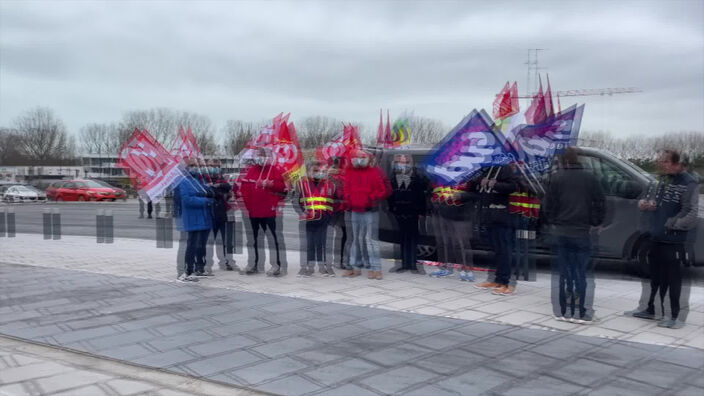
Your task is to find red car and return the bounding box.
[47,180,127,202]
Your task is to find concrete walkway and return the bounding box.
[1,233,703,395]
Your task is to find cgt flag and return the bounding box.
[424,109,515,186]
[172,125,201,162]
[512,104,585,174]
[117,128,185,202]
[318,123,363,163]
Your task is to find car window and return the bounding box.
[579,155,632,196]
[63,182,76,189]
[74,182,86,188]
[52,182,64,188]
[82,180,106,188]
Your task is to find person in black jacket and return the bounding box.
[387,155,429,274]
[474,164,520,295]
[627,149,699,329]
[543,148,605,324]
[203,160,235,276]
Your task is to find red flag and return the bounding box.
[172,125,201,161]
[544,75,554,117]
[376,109,384,147]
[510,82,520,115]
[525,78,547,125]
[493,81,511,120]
[384,110,393,148]
[117,128,183,201]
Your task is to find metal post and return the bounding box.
[156,215,165,248]
[164,215,173,248]
[0,208,6,237]
[96,209,105,243]
[43,208,51,240]
[52,208,61,240]
[7,207,15,237]
[104,209,113,244]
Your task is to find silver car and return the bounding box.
[2,185,47,203]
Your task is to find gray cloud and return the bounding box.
[1,0,702,140]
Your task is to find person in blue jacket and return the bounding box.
[177,157,214,282]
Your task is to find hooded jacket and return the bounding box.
[342,165,391,212]
[178,176,213,232]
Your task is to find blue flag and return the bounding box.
[424,109,516,186]
[511,104,584,174]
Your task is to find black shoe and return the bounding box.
[389,265,403,273]
[630,309,656,320]
[245,268,259,275]
[225,264,234,271]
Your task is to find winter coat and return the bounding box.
[178,176,213,232]
[478,165,520,226]
[342,165,391,212]
[238,165,288,218]
[388,171,429,217]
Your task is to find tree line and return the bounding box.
[1,107,701,171]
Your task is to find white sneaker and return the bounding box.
[185,275,199,282]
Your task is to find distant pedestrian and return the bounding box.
[627,149,699,329]
[238,148,288,276]
[342,149,391,280]
[387,154,429,274]
[474,164,520,295]
[543,148,605,324]
[296,161,337,277]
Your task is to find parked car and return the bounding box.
[92,180,128,201]
[375,146,704,273]
[2,185,47,203]
[48,179,128,202]
[0,183,21,200]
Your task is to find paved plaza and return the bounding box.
[1,233,703,395]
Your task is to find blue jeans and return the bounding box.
[555,235,591,317]
[347,211,381,271]
[186,229,210,274]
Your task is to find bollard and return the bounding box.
[164,215,173,249]
[0,208,5,238]
[52,208,61,240]
[43,208,52,239]
[156,215,164,248]
[6,207,15,237]
[96,209,105,243]
[104,209,113,244]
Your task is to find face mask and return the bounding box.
[353,158,368,168]
[312,172,326,180]
[255,157,266,166]
[395,163,410,173]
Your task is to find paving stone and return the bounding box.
[436,367,513,395]
[462,335,527,357]
[395,318,460,336]
[585,343,657,367]
[587,378,666,396]
[530,337,596,360]
[252,336,317,358]
[105,378,157,395]
[52,325,120,344]
[312,383,381,396]
[411,330,474,350]
[453,322,508,338]
[304,358,380,386]
[355,315,413,331]
[146,330,211,352]
[256,374,323,396]
[673,386,704,396]
[187,336,258,356]
[484,350,557,377]
[209,318,272,337]
[229,356,308,385]
[361,365,439,394]
[35,370,112,394]
[624,360,696,388]
[52,384,110,396]
[501,374,586,396]
[184,350,262,377]
[413,349,486,375]
[551,358,622,386]
[132,349,198,368]
[363,344,434,366]
[153,318,216,336]
[294,350,344,365]
[0,361,75,383]
[405,384,463,396]
[250,324,311,342]
[87,328,157,350]
[0,383,32,396]
[100,343,153,360]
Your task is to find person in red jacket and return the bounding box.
[237,148,288,276]
[342,149,391,280]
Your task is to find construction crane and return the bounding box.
[511,87,642,99]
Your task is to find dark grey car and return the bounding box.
[376,146,704,272]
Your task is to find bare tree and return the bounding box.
[0,128,24,165]
[119,108,217,154]
[298,116,341,149]
[222,120,259,156]
[13,107,74,164]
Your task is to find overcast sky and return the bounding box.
[1,0,702,139]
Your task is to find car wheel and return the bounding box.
[78,195,86,202]
[55,196,63,202]
[111,198,116,202]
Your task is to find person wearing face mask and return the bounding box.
[295,161,338,277]
[203,160,237,275]
[176,157,214,282]
[342,149,391,280]
[387,154,429,274]
[237,148,288,276]
[328,156,349,270]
